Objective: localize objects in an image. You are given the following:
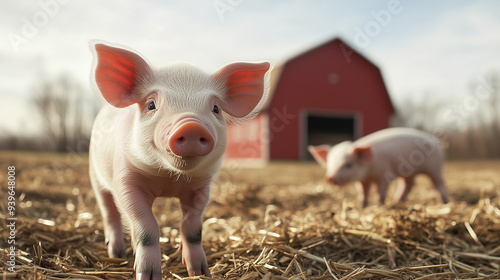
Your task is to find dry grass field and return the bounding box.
[1,151,500,279]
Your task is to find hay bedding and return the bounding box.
[1,154,500,279]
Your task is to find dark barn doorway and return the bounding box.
[304,114,356,160]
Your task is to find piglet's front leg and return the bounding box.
[116,186,162,280]
[178,187,211,277]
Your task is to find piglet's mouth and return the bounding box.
[164,148,195,158]
[326,176,346,186]
[166,150,195,161]
[164,150,202,172]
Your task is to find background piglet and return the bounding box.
[309,127,449,208]
[89,41,270,278]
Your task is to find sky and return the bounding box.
[1,0,499,136]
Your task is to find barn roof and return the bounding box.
[263,37,394,113]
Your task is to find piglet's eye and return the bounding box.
[148,101,156,110]
[344,163,352,169]
[212,105,220,114]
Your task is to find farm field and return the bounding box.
[1,151,500,279]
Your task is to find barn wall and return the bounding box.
[224,114,268,160]
[268,39,393,160]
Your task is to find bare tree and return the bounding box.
[394,71,500,159]
[33,82,58,150]
[486,72,500,156]
[31,74,97,152]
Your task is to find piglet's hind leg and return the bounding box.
[93,187,126,258]
[430,174,449,204]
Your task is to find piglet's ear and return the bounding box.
[91,42,151,108]
[213,62,270,118]
[353,146,372,165]
[308,145,330,168]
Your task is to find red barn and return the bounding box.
[224,38,394,161]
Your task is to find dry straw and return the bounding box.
[1,156,500,279]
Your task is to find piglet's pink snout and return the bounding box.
[168,121,214,157]
[326,176,339,185]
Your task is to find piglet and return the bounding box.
[88,41,270,279]
[308,127,448,208]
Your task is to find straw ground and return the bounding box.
[1,152,500,279]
